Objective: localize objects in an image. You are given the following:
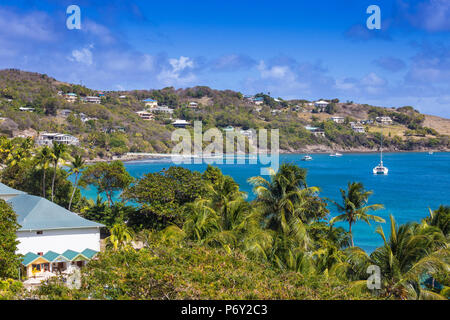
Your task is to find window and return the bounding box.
[36,230,43,235]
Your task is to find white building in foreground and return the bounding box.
[0,183,104,278]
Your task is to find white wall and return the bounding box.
[16,227,101,255]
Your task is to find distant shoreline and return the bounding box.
[84,149,449,164]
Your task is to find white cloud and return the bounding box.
[82,20,117,45]
[158,56,196,85]
[0,9,56,42]
[169,56,194,73]
[361,72,387,87]
[257,60,294,80]
[69,45,94,65]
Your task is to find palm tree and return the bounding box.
[0,137,14,164]
[342,215,449,299]
[248,164,318,271]
[330,182,385,247]
[182,199,220,242]
[423,206,449,237]
[5,137,34,167]
[68,155,85,211]
[35,146,52,198]
[248,163,317,232]
[50,142,71,202]
[106,223,134,251]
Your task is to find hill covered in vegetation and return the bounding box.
[0,69,449,160]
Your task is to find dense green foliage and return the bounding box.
[0,152,448,300]
[80,160,134,206]
[124,167,208,230]
[0,137,86,210]
[0,200,21,279]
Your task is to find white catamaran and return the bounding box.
[373,135,388,175]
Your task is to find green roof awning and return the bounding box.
[43,251,70,262]
[81,248,98,259]
[21,252,50,266]
[21,249,98,265]
[62,249,89,261]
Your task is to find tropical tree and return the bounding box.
[124,166,207,229]
[341,215,449,299]
[3,137,34,167]
[330,182,385,247]
[248,163,317,232]
[68,155,85,210]
[0,200,21,279]
[182,200,221,243]
[34,146,52,198]
[81,160,134,206]
[248,164,320,271]
[50,142,72,202]
[106,223,135,251]
[423,205,449,237]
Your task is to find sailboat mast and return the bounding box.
[380,134,383,162]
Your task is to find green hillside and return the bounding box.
[0,69,449,159]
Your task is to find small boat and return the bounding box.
[330,152,342,157]
[301,155,312,161]
[373,135,388,175]
[428,151,434,155]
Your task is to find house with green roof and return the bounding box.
[7,193,104,256]
[0,182,104,278]
[21,249,99,278]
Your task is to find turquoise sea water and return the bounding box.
[79,152,450,252]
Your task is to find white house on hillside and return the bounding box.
[151,106,174,114]
[314,100,329,112]
[331,116,345,124]
[376,116,393,125]
[136,110,154,120]
[172,119,190,128]
[36,133,79,146]
[351,124,366,133]
[82,96,101,104]
[63,93,77,103]
[142,98,158,107]
[19,107,35,112]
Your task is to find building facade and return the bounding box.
[36,133,80,146]
[142,98,158,107]
[0,183,104,279]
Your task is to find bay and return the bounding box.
[79,152,450,252]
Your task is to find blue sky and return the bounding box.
[1,0,449,117]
